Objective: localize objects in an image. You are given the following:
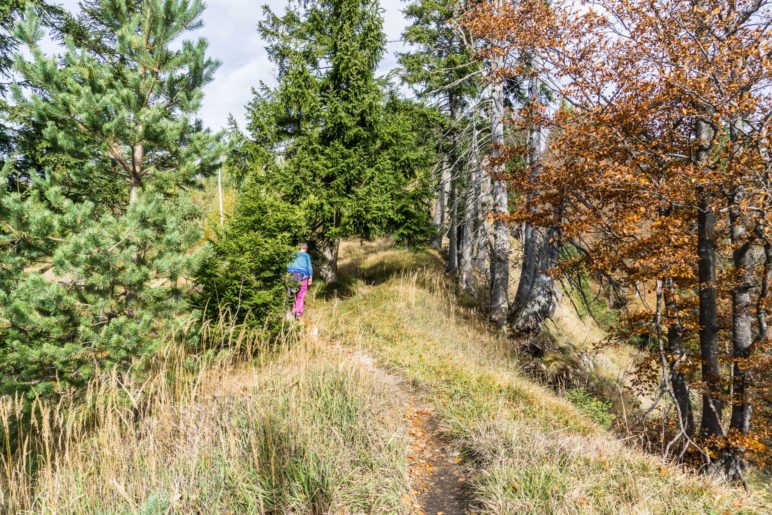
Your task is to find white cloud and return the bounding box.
[200,51,273,132]
[196,0,285,131]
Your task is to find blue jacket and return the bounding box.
[287,251,313,278]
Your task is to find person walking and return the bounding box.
[287,243,313,319]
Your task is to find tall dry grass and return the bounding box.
[0,313,412,513]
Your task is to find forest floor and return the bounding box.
[5,240,767,513]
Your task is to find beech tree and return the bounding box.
[465,0,771,476]
[465,0,563,331]
[486,3,509,329]
[507,57,560,336]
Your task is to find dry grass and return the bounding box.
[0,317,412,513]
[1,240,766,513]
[318,244,767,514]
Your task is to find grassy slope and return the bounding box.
[314,241,763,514]
[3,240,765,513]
[1,332,413,512]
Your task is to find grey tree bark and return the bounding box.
[509,69,559,336]
[727,117,758,441]
[760,241,771,345]
[720,149,755,482]
[447,176,459,275]
[317,237,340,283]
[728,187,754,436]
[459,124,480,292]
[695,120,724,440]
[474,151,492,273]
[489,37,509,329]
[447,93,461,276]
[431,159,450,250]
[664,279,695,437]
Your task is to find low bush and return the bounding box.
[196,179,307,329]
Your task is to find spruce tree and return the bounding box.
[1,1,62,169]
[196,176,306,326]
[247,0,435,282]
[1,2,41,91]
[0,0,222,396]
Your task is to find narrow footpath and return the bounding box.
[342,348,471,515]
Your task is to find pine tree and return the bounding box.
[0,0,222,396]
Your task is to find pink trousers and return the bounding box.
[293,278,309,317]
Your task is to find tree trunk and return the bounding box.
[510,225,559,335]
[431,159,450,249]
[759,240,771,344]
[664,278,695,438]
[475,152,492,272]
[447,93,460,276]
[697,193,724,439]
[129,142,143,205]
[695,121,723,440]
[129,176,141,204]
[510,67,558,336]
[318,237,340,283]
[459,126,479,292]
[721,126,759,483]
[448,171,458,275]
[489,36,509,329]
[728,187,754,436]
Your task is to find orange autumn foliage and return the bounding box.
[463,0,771,474]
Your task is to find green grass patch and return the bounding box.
[566,387,616,429]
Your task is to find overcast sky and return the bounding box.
[48,0,409,131]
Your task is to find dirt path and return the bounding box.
[344,348,471,515]
[407,406,471,515]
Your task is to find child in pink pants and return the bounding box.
[287,243,313,319]
[293,277,310,318]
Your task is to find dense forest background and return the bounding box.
[0,0,769,507]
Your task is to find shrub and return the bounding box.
[0,185,204,397]
[196,179,307,328]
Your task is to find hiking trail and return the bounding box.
[329,342,472,514]
[292,241,764,514]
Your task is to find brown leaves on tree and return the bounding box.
[462,0,771,476]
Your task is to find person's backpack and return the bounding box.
[287,272,303,296]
